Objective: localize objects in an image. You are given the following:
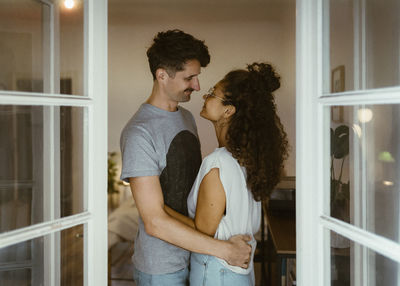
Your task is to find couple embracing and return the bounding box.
[120,29,288,286]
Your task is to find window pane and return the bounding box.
[0,224,84,286]
[328,0,354,93]
[329,105,400,243]
[60,0,84,96]
[0,0,48,93]
[327,0,400,92]
[0,105,85,234]
[330,231,399,286]
[366,0,400,89]
[0,0,85,95]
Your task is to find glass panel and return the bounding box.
[328,0,400,92]
[330,231,400,286]
[0,0,49,93]
[60,0,84,96]
[328,0,354,93]
[60,106,85,216]
[330,105,400,242]
[366,0,400,89]
[0,105,85,234]
[60,224,84,285]
[0,224,84,286]
[0,0,85,95]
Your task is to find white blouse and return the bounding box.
[187,147,261,274]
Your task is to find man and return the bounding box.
[120,30,251,286]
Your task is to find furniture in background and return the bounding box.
[266,208,296,286]
[265,176,296,286]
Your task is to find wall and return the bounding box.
[108,2,296,175]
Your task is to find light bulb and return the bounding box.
[358,108,373,123]
[383,180,394,186]
[64,0,75,9]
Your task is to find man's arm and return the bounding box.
[164,205,195,229]
[129,176,251,268]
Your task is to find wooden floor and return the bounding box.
[108,241,276,286]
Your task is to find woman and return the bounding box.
[166,62,288,285]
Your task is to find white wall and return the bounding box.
[108,2,296,176]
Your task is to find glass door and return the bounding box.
[297,0,400,285]
[0,0,107,285]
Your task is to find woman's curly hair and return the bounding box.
[220,62,289,201]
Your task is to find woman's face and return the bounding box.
[200,84,227,122]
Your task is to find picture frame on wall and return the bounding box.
[331,65,345,122]
[331,65,345,93]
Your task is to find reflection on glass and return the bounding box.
[366,0,400,89]
[0,0,47,92]
[357,108,373,123]
[0,0,85,95]
[60,106,85,216]
[0,225,84,286]
[330,232,350,286]
[330,231,399,286]
[330,108,350,225]
[0,105,85,234]
[328,0,400,92]
[330,105,400,243]
[328,0,354,93]
[60,0,84,95]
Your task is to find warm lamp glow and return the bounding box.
[358,108,373,123]
[64,0,75,9]
[352,124,362,138]
[383,180,394,186]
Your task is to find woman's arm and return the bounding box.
[164,205,195,228]
[164,167,226,237]
[194,168,226,237]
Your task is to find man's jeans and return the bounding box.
[133,266,189,286]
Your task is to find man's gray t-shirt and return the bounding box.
[120,103,202,275]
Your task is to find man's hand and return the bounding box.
[224,234,252,268]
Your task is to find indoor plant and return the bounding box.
[108,152,123,209]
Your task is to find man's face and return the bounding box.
[163,59,201,103]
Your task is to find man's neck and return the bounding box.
[146,83,178,112]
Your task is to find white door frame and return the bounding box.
[297,0,400,285]
[0,1,108,285]
[296,1,326,285]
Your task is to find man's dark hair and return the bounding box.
[146,29,210,80]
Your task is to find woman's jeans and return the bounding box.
[189,253,254,286]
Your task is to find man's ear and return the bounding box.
[224,105,236,119]
[156,68,167,82]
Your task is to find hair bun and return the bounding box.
[247,62,280,92]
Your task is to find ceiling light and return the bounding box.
[64,0,75,9]
[383,180,394,186]
[358,108,373,123]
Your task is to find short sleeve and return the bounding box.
[120,126,159,182]
[199,152,220,175]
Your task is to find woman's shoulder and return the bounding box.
[201,147,236,169]
[204,147,228,160]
